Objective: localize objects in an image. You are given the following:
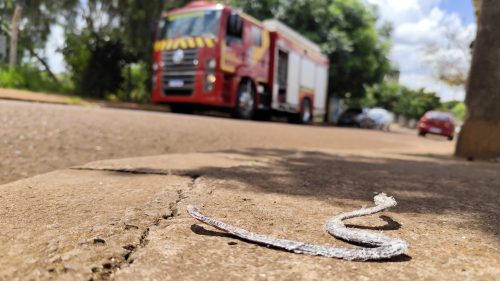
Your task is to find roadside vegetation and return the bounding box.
[0,0,465,119]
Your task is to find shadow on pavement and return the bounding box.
[181,148,500,239]
[345,215,402,231]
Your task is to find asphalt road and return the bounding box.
[0,100,452,185]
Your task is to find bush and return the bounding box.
[107,62,150,103]
[440,100,466,121]
[63,32,136,99]
[0,64,73,94]
[451,102,466,121]
[393,87,441,120]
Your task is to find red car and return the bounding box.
[418,111,455,141]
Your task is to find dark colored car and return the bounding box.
[337,108,364,127]
[418,111,455,141]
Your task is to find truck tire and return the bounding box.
[300,98,313,124]
[289,98,312,124]
[233,79,255,120]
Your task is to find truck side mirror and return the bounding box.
[227,13,243,38]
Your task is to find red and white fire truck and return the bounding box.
[151,1,329,123]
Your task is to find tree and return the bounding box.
[228,0,281,20]
[61,0,192,98]
[456,0,500,158]
[362,81,401,111]
[440,100,466,121]
[8,5,22,67]
[364,82,441,120]
[63,31,134,98]
[422,18,474,103]
[64,0,192,65]
[0,1,79,69]
[393,88,441,120]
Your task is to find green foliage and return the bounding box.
[0,0,79,64]
[108,62,150,103]
[2,0,392,103]
[0,63,72,94]
[438,100,467,121]
[59,0,192,100]
[126,62,150,103]
[63,32,92,95]
[362,81,443,120]
[227,0,280,20]
[63,31,135,99]
[363,81,401,110]
[392,87,441,120]
[451,102,466,121]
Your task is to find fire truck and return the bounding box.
[151,1,329,123]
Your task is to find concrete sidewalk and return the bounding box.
[1,149,498,280]
[0,88,82,105]
[0,88,170,112]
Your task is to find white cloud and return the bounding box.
[367,0,476,101]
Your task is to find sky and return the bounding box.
[365,0,476,101]
[44,0,476,101]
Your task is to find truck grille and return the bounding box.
[162,49,198,96]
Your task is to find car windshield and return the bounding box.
[159,10,221,38]
[426,112,452,121]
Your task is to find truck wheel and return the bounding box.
[289,98,312,124]
[233,79,255,120]
[300,98,313,124]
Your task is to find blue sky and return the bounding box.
[45,0,476,101]
[439,0,475,24]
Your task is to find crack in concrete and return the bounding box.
[86,178,197,281]
[58,166,203,280]
[72,167,172,176]
[72,167,202,182]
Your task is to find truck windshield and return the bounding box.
[159,10,221,38]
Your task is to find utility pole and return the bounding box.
[9,5,23,67]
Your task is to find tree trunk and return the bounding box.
[456,0,500,158]
[9,5,23,67]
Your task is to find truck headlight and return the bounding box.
[206,74,216,84]
[204,73,216,92]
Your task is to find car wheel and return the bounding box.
[233,79,255,120]
[448,135,454,141]
[418,131,426,137]
[360,118,373,129]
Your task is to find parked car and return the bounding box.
[418,111,455,140]
[338,107,394,131]
[365,108,394,131]
[337,108,364,127]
